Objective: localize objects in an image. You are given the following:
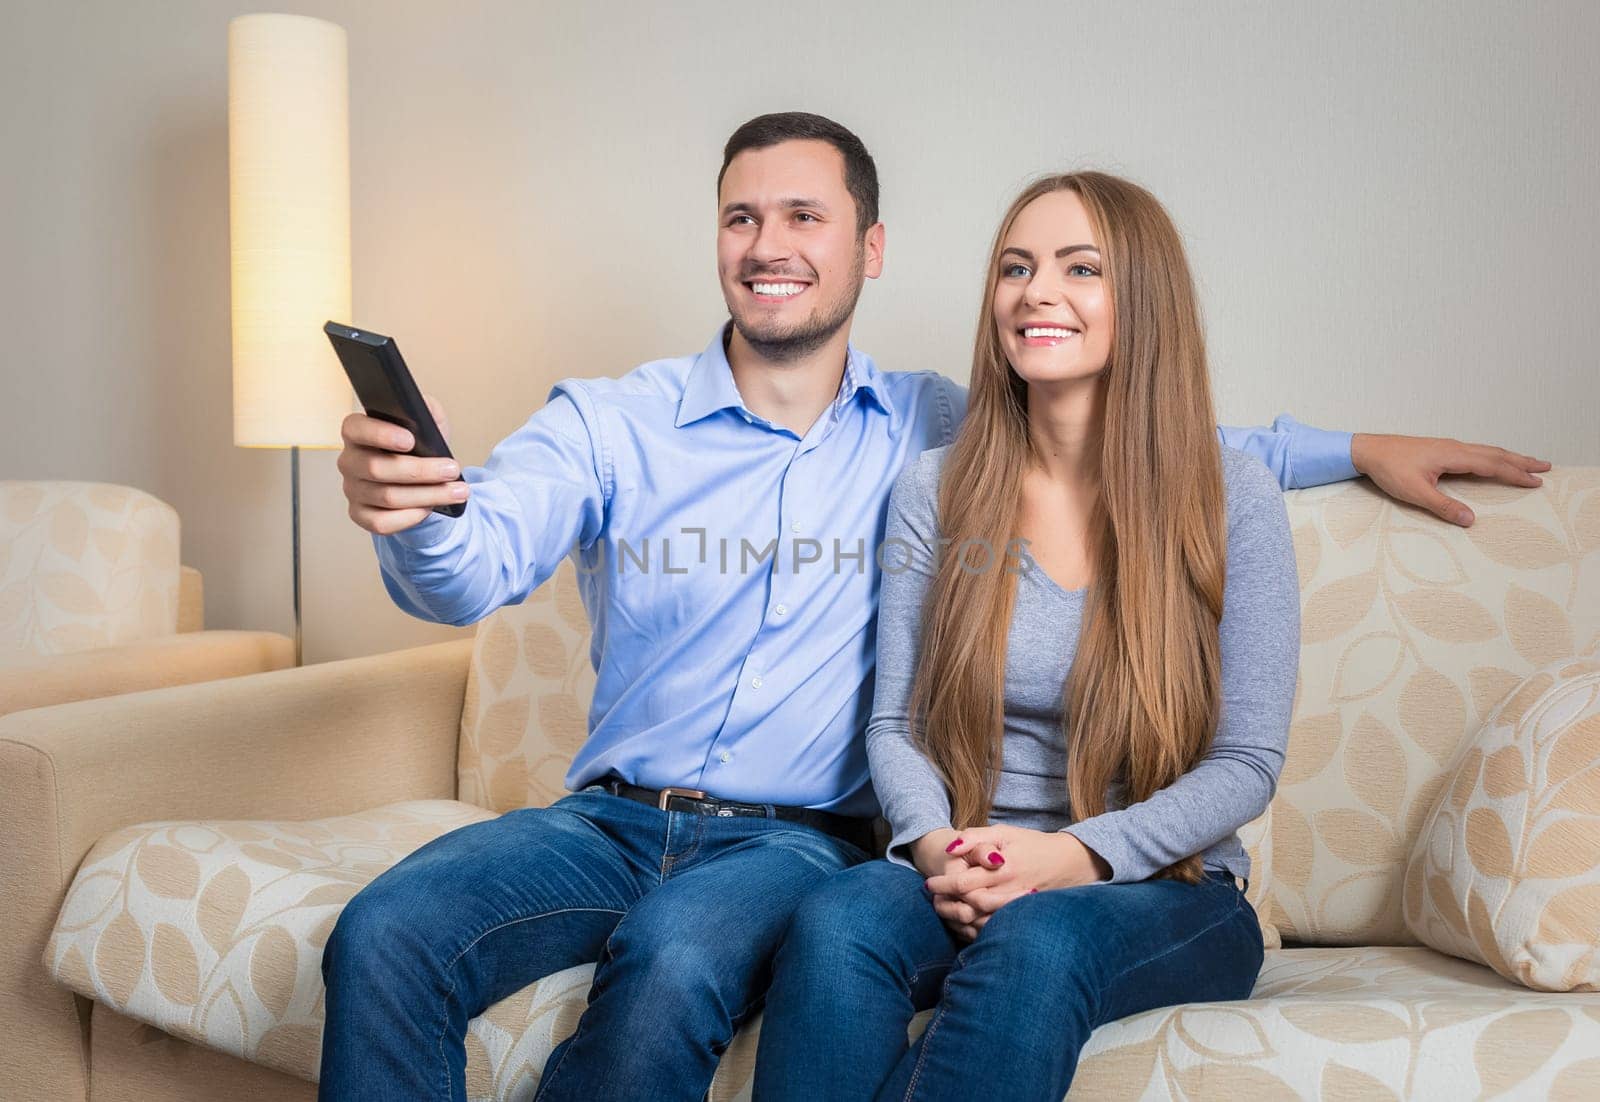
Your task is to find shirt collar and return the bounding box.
[837,345,898,430]
[675,322,900,431]
[674,326,749,428]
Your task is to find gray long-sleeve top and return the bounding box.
[867,444,1300,883]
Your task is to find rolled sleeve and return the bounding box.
[386,511,461,552]
[1217,413,1357,490]
[1277,414,1358,487]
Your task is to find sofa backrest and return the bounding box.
[1274,470,1599,944]
[0,481,181,668]
[458,562,597,812]
[458,468,1600,947]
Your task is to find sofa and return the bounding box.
[4,470,1598,1100]
[0,481,295,717]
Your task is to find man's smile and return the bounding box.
[745,280,812,304]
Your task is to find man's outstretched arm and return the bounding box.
[1219,413,1550,526]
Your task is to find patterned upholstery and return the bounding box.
[44,802,497,1079]
[1269,471,1600,946]
[43,811,1600,1100]
[44,468,1600,1098]
[1406,656,1600,990]
[456,566,595,814]
[0,481,181,667]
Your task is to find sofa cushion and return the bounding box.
[0,480,181,666]
[43,800,496,1080]
[1057,945,1600,1101]
[1272,471,1600,946]
[1405,656,1600,990]
[45,802,1600,1099]
[271,946,1600,1100]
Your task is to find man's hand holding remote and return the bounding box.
[338,393,470,535]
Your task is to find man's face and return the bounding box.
[717,139,883,361]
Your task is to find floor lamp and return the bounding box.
[228,14,356,667]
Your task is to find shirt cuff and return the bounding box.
[1060,821,1141,884]
[1275,414,1359,487]
[885,816,955,871]
[383,510,461,552]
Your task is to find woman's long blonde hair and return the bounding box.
[910,172,1226,885]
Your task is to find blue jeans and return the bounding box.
[753,859,1263,1102]
[317,787,869,1101]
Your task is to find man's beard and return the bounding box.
[729,253,865,363]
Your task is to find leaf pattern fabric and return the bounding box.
[1270,471,1600,945]
[457,562,596,815]
[1405,658,1600,990]
[46,802,496,1081]
[1,481,180,666]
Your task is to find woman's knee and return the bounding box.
[966,891,1101,978]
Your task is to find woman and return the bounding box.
[751,172,1299,1101]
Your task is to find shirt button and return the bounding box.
[790,521,801,533]
[751,675,764,689]
[774,604,788,616]
[719,751,732,764]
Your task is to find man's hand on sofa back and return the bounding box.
[1351,433,1550,528]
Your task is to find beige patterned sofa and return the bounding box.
[5,471,1599,1101]
[0,481,295,717]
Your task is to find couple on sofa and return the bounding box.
[327,111,1547,1101]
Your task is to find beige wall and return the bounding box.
[3,0,1596,664]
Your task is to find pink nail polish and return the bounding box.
[1029,889,1038,894]
[945,838,964,853]
[988,852,1004,866]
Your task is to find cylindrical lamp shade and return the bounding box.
[229,13,355,448]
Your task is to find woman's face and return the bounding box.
[992,189,1112,387]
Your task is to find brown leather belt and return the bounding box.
[598,776,876,852]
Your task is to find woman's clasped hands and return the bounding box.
[910,825,1113,941]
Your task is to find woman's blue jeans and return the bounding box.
[753,859,1263,1102]
[317,787,868,1101]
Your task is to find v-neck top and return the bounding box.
[866,444,1300,884]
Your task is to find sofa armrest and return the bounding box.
[1,635,473,874]
[0,630,295,719]
[177,564,204,632]
[0,637,473,1101]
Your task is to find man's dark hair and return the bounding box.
[718,112,880,236]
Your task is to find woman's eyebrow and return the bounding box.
[999,244,1100,261]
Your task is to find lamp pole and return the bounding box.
[291,445,302,667]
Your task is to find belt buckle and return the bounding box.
[657,785,707,811]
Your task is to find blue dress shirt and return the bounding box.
[375,326,1356,814]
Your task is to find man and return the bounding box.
[321,112,1548,1100]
